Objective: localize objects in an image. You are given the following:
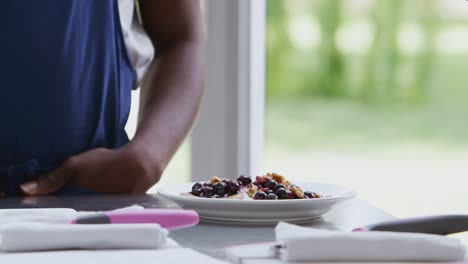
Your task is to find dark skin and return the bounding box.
[20,0,204,195]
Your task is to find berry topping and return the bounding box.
[192,182,203,190]
[253,191,267,200]
[202,186,214,197]
[262,179,277,189]
[213,182,228,196]
[227,181,240,194]
[274,187,287,196]
[256,176,268,184]
[237,175,253,185]
[189,172,323,200]
[274,183,286,191]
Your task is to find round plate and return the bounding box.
[158,182,356,224]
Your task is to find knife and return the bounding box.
[70,209,199,230]
[353,214,468,235]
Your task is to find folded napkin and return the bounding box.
[0,206,167,252]
[0,207,229,264]
[276,222,466,262]
[0,208,77,225]
[0,205,145,225]
[0,222,168,252]
[225,242,282,264]
[0,248,229,264]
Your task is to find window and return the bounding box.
[138,0,467,219]
[263,0,468,217]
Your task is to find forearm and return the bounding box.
[127,39,204,184]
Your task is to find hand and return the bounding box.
[20,146,161,195]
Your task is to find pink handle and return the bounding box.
[105,209,199,229]
[71,209,199,230]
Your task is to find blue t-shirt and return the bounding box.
[0,0,135,196]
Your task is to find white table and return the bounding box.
[0,195,395,262]
[170,198,394,259]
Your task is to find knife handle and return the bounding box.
[353,215,468,235]
[71,209,199,230]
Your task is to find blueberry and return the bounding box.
[237,175,252,185]
[211,194,221,198]
[266,189,274,194]
[192,182,203,191]
[253,191,267,200]
[304,191,315,198]
[274,187,287,196]
[266,193,278,200]
[191,187,202,196]
[263,179,277,189]
[278,194,290,199]
[202,186,214,197]
[274,183,286,191]
[227,181,240,194]
[213,182,228,196]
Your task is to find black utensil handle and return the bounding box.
[365,215,468,235]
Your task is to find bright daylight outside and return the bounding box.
[136,0,468,219]
[262,0,468,218]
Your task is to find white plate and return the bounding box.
[158,182,356,224]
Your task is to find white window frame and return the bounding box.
[191,0,266,181]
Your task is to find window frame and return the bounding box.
[191,0,266,181]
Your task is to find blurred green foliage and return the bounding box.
[266,0,468,149]
[266,0,448,103]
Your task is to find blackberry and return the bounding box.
[237,175,252,185]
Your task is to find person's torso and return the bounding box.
[0,0,135,165]
[0,0,135,195]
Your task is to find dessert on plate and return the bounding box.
[187,172,322,200]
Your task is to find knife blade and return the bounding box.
[353,214,468,235]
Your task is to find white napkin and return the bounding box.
[276,222,466,262]
[0,207,168,252]
[0,208,230,264]
[0,222,168,252]
[0,208,77,225]
[225,242,281,264]
[0,205,145,225]
[0,248,229,264]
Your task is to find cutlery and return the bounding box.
[353,215,468,235]
[70,209,199,230]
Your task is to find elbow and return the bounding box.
[134,157,164,194]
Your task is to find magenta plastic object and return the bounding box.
[71,209,199,230]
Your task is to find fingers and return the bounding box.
[20,160,75,195]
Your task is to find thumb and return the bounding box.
[20,162,73,195]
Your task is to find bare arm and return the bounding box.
[127,0,204,189]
